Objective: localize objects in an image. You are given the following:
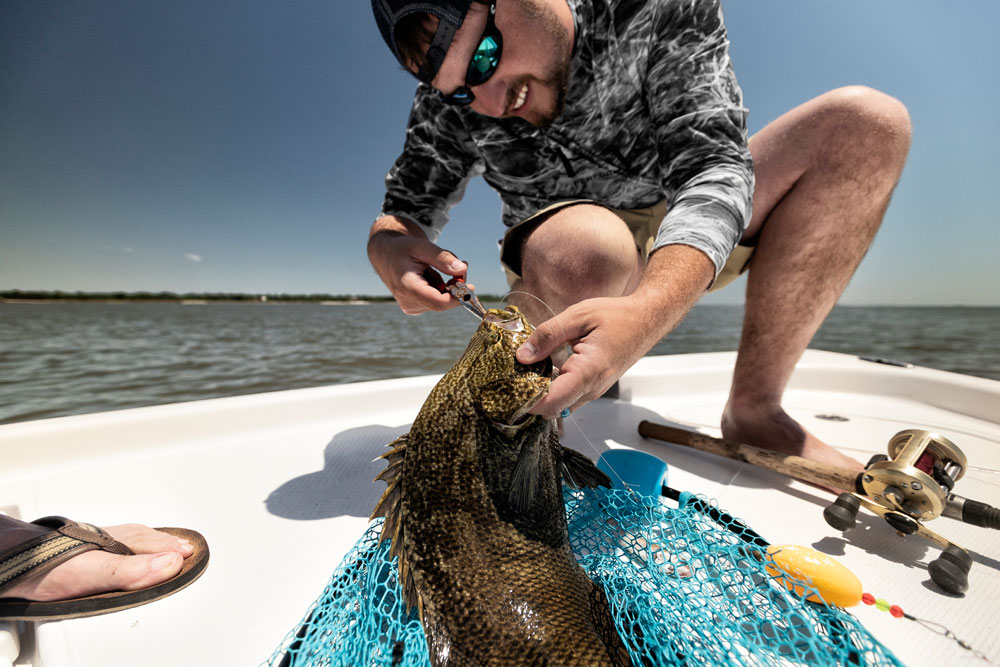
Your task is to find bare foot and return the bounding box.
[2,524,194,602]
[722,402,864,474]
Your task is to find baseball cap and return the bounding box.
[371,0,481,83]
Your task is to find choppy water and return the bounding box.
[0,302,997,424]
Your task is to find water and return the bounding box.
[1,302,997,425]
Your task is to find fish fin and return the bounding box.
[561,446,612,489]
[370,434,421,613]
[371,434,409,588]
[370,434,408,522]
[399,555,420,616]
[509,436,542,513]
[379,483,402,541]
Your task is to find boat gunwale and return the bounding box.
[2,350,998,474]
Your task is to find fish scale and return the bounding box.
[371,306,631,666]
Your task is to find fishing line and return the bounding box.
[500,290,573,361]
[966,465,1000,493]
[720,467,742,500]
[502,289,584,411]
[502,290,557,317]
[502,289,637,494]
[563,415,633,495]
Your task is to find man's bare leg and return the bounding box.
[508,206,645,435]
[723,86,912,470]
[3,524,193,602]
[509,204,644,339]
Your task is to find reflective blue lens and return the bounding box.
[440,2,502,106]
[467,35,500,83]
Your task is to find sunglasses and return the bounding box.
[440,1,503,106]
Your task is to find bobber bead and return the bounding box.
[875,598,891,612]
[862,593,876,605]
[890,605,904,618]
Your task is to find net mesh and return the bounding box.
[268,487,902,666]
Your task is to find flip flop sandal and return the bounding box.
[0,516,209,621]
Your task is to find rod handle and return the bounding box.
[946,495,1000,529]
[637,421,860,493]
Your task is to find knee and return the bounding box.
[816,86,912,164]
[520,205,639,302]
[829,86,911,138]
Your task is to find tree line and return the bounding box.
[0,290,396,303]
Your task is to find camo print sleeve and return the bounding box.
[645,0,754,276]
[381,89,483,243]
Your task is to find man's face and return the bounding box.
[428,0,574,127]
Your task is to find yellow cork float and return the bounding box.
[764,544,864,608]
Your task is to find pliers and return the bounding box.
[423,268,487,319]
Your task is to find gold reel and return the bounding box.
[861,429,967,521]
[824,429,975,594]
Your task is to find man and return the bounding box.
[367,0,911,469]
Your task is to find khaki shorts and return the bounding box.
[499,199,754,292]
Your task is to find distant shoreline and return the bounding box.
[0,290,394,305]
[2,299,381,306]
[0,290,513,304]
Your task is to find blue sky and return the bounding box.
[1,1,997,305]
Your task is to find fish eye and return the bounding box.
[484,330,502,345]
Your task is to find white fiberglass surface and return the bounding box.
[1,351,997,666]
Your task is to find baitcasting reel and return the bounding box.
[824,429,999,595]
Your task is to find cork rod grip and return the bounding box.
[637,421,860,493]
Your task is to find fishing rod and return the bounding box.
[637,421,1000,595]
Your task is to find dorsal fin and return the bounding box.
[370,434,407,524]
[369,433,421,612]
[561,446,612,489]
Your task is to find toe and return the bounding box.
[119,552,184,592]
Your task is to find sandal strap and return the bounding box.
[0,516,134,595]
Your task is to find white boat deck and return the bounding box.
[1,350,998,666]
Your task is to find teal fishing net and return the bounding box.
[268,486,902,666]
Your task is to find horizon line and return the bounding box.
[1,289,997,309]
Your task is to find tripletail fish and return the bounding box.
[371,306,633,666]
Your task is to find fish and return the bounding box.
[371,305,633,666]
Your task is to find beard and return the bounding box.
[535,64,570,128]
[509,70,570,128]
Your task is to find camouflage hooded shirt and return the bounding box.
[379,0,754,279]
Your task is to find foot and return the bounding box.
[2,524,194,602]
[722,402,863,473]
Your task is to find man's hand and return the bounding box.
[367,215,468,314]
[515,295,663,419]
[515,244,715,418]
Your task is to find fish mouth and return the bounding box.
[484,309,526,332]
[515,357,552,378]
[506,358,553,424]
[507,385,548,426]
[487,382,548,431]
